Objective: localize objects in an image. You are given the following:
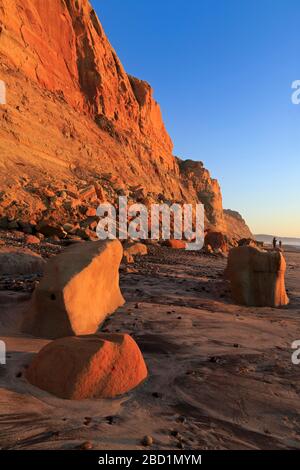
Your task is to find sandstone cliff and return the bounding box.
[0,0,250,239]
[224,209,253,241]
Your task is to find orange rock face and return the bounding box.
[0,0,251,239]
[22,240,125,338]
[26,334,148,399]
[226,246,289,307]
[0,0,172,160]
[224,210,253,241]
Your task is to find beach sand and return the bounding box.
[0,245,300,450]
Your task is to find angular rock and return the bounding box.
[22,240,125,338]
[205,231,228,253]
[26,333,148,399]
[226,246,289,307]
[0,247,46,276]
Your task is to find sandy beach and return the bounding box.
[1,244,300,450]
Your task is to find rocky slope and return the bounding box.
[0,0,250,239]
[224,209,252,241]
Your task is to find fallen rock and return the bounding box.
[205,231,228,253]
[226,246,289,307]
[141,435,154,447]
[85,207,97,217]
[0,247,46,276]
[238,238,257,247]
[26,333,148,399]
[24,234,41,245]
[124,241,148,258]
[163,239,186,249]
[22,240,125,338]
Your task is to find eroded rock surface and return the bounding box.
[22,240,125,338]
[226,246,289,307]
[26,333,148,399]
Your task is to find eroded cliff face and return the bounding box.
[0,0,249,238]
[224,210,253,241]
[0,0,172,162]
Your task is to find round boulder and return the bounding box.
[26,333,148,399]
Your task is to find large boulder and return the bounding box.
[205,231,228,253]
[226,246,289,307]
[26,333,148,399]
[0,247,46,275]
[22,240,125,338]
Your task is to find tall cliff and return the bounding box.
[0,0,250,238]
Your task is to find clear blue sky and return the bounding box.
[94,0,300,237]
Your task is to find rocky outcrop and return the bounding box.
[0,0,251,238]
[22,240,125,338]
[26,333,148,399]
[178,159,226,232]
[226,246,289,307]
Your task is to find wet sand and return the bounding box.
[1,246,300,450]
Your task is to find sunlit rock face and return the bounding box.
[0,0,250,238]
[226,246,289,307]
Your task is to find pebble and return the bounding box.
[141,435,153,447]
[79,441,93,450]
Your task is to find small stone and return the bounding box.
[141,435,153,447]
[80,441,93,450]
[85,207,97,217]
[24,234,40,245]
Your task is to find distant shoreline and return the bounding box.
[262,243,300,253]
